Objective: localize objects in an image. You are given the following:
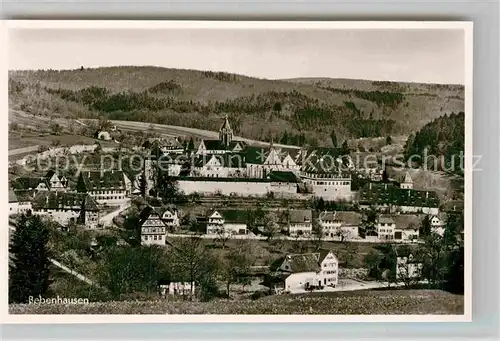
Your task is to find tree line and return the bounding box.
[404,112,465,174]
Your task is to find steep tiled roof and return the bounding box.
[194,153,246,168]
[319,250,338,263]
[77,170,126,192]
[393,214,422,230]
[11,177,43,191]
[335,211,363,226]
[319,211,336,222]
[283,253,321,273]
[139,206,166,226]
[379,215,395,224]
[220,210,248,224]
[289,209,312,224]
[360,182,439,208]
[244,146,268,165]
[402,171,413,184]
[9,189,18,203]
[32,192,98,211]
[267,171,301,183]
[201,140,225,151]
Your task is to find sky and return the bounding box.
[8,28,465,84]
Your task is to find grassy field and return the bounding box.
[9,289,463,315]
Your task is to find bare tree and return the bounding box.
[170,236,218,300]
[311,217,324,251]
[215,227,231,249]
[263,212,279,241]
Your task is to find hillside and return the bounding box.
[9,289,463,315]
[9,66,464,146]
[404,112,465,175]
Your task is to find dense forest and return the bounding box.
[404,112,465,175]
[9,67,465,146]
[39,85,398,145]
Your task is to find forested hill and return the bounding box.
[404,112,465,175]
[9,66,464,146]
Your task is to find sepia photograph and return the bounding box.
[2,21,472,322]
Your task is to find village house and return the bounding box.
[9,189,19,215]
[11,170,68,195]
[318,211,361,239]
[95,130,112,141]
[31,191,100,228]
[271,250,339,293]
[139,206,167,246]
[287,209,313,237]
[76,170,132,205]
[393,214,421,241]
[161,207,180,232]
[206,210,248,236]
[359,181,439,215]
[158,280,195,297]
[430,214,447,236]
[377,215,396,240]
[400,171,414,189]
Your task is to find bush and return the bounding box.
[251,291,268,300]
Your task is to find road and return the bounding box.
[8,145,39,156]
[99,200,132,227]
[107,119,301,150]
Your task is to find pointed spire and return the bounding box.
[403,171,413,183]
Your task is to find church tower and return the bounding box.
[400,171,414,189]
[219,115,233,148]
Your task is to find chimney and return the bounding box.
[426,191,429,199]
[369,182,372,190]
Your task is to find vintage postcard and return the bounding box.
[1,20,472,323]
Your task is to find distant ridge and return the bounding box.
[9,66,464,147]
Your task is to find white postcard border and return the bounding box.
[0,19,473,324]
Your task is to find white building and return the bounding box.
[76,170,132,205]
[96,130,112,141]
[377,215,396,240]
[31,192,100,228]
[9,189,19,215]
[359,182,439,215]
[318,211,361,239]
[301,171,352,201]
[400,171,414,190]
[274,250,339,293]
[161,207,180,232]
[206,210,248,236]
[430,214,446,236]
[287,209,313,237]
[139,206,167,246]
[393,214,421,241]
[192,153,246,178]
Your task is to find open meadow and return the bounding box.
[9,289,463,315]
